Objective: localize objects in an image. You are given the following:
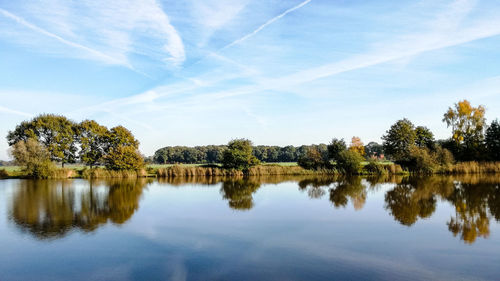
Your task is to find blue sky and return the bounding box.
[0,0,499,159]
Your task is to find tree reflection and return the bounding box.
[9,179,149,240]
[384,175,500,244]
[329,177,367,210]
[220,179,261,210]
[298,178,336,199]
[446,181,493,244]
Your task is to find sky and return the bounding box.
[0,0,499,160]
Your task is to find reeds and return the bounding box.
[81,168,148,179]
[438,161,500,174]
[155,165,330,178]
[49,168,77,179]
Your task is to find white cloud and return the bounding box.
[192,0,249,31]
[0,0,185,68]
[0,106,32,118]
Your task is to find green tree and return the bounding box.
[327,138,347,161]
[336,150,363,174]
[298,146,329,170]
[221,139,260,170]
[364,142,384,159]
[382,118,417,163]
[78,120,108,168]
[415,126,435,149]
[106,126,140,150]
[104,145,144,170]
[220,179,261,210]
[9,138,56,178]
[485,119,500,161]
[443,100,486,160]
[7,114,78,167]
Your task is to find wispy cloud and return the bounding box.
[0,105,32,118]
[222,0,312,50]
[191,0,249,45]
[0,8,129,67]
[0,0,185,68]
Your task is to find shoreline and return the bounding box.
[1,161,499,179]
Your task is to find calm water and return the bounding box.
[0,175,499,281]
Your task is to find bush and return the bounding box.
[0,169,8,178]
[434,146,454,167]
[384,164,404,174]
[406,146,437,173]
[336,150,363,174]
[363,161,387,175]
[298,147,330,170]
[9,138,57,179]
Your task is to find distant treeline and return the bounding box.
[153,142,383,164]
[0,160,14,166]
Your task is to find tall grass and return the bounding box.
[81,168,147,179]
[156,165,330,178]
[439,161,500,174]
[49,168,77,179]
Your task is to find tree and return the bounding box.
[106,126,140,149]
[336,150,363,174]
[9,138,55,178]
[365,142,384,159]
[221,139,260,170]
[415,126,435,149]
[220,179,261,210]
[298,147,329,170]
[7,114,78,167]
[443,100,486,160]
[103,145,144,170]
[102,126,143,170]
[382,118,417,163]
[348,136,365,156]
[279,145,297,162]
[485,119,500,161]
[327,138,347,161]
[78,120,108,168]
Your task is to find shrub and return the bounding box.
[9,138,57,179]
[298,147,330,170]
[336,150,363,174]
[363,161,387,175]
[0,169,8,178]
[434,146,454,167]
[407,146,437,173]
[384,164,404,174]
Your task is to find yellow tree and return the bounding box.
[443,100,486,160]
[348,136,365,156]
[443,100,486,144]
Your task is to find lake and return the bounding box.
[0,175,499,281]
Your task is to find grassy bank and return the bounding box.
[1,161,499,179]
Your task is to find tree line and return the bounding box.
[153,142,384,164]
[4,99,499,176]
[296,99,499,173]
[7,114,143,177]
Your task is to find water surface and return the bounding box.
[0,175,499,280]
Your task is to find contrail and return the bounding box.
[0,8,131,68]
[222,0,312,50]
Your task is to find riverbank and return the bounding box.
[1,161,499,179]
